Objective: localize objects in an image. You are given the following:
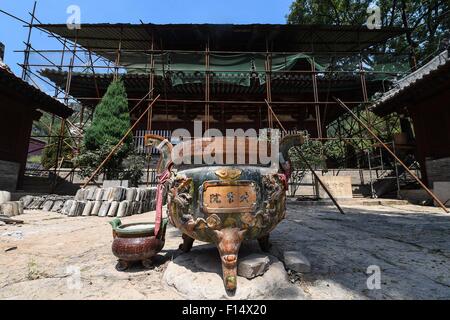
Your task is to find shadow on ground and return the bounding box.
[268,203,450,299]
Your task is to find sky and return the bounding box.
[0,0,294,76]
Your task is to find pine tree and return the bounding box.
[83,79,131,153]
[77,79,136,180]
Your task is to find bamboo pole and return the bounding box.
[21,1,36,81]
[82,94,161,188]
[294,146,345,215]
[334,97,449,213]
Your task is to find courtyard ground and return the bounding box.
[0,201,449,299]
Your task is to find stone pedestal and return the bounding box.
[162,245,305,299]
[433,181,450,207]
[0,201,22,216]
[315,176,353,200]
[283,251,311,273]
[0,190,11,204]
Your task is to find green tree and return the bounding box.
[37,114,73,169]
[75,79,143,184]
[286,1,448,169]
[287,0,450,67]
[83,79,132,152]
[41,134,73,169]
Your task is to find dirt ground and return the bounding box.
[1,201,449,300]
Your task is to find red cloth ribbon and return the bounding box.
[154,168,171,237]
[278,173,289,191]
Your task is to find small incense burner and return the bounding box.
[109,218,168,270]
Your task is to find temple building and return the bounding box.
[374,49,450,188]
[0,50,73,190]
[36,24,407,137]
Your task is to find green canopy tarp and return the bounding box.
[124,53,328,86]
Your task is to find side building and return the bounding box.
[0,51,73,191]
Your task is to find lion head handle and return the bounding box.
[144,134,174,174]
[279,133,304,180]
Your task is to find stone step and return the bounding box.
[289,198,410,206]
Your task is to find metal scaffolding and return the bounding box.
[1,3,427,202]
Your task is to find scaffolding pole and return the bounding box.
[334,97,449,213]
[265,100,345,215]
[21,1,36,81]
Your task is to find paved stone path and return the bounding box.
[272,202,450,299]
[0,202,449,299]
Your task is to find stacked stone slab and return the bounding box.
[20,194,73,212]
[1,191,24,217]
[21,186,157,218]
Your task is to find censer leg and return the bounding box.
[142,258,154,269]
[213,228,247,292]
[257,234,272,252]
[179,233,195,253]
[116,259,130,271]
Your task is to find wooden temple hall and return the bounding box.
[30,24,409,139]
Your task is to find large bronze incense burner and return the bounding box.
[146,133,303,292]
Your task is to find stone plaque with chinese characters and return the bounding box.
[202,181,257,214]
[315,176,353,199]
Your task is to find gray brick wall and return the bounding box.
[0,160,20,191]
[426,157,450,186]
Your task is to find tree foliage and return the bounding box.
[36,114,73,169]
[41,134,73,169]
[75,79,144,185]
[287,0,450,66]
[285,1,448,169]
[83,79,132,153]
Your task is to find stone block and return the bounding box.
[51,200,64,212]
[135,188,142,201]
[17,201,24,215]
[62,200,73,215]
[82,201,94,216]
[426,157,450,187]
[85,187,97,200]
[91,201,102,216]
[140,189,149,202]
[433,181,450,207]
[126,201,135,216]
[238,253,270,279]
[125,188,136,202]
[283,251,311,273]
[0,201,19,216]
[117,201,129,217]
[20,195,34,208]
[0,190,11,205]
[315,176,353,200]
[102,188,112,201]
[98,201,111,217]
[74,189,85,201]
[69,201,85,217]
[109,187,125,201]
[94,188,104,201]
[102,180,130,188]
[107,201,119,217]
[42,200,54,212]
